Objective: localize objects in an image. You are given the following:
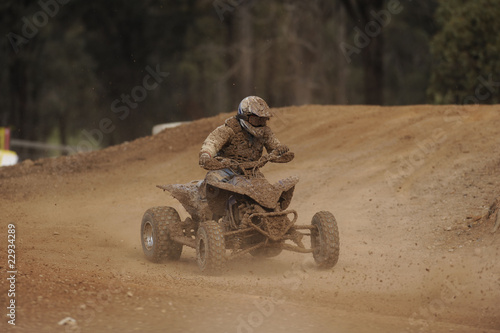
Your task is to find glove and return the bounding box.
[274,144,289,156]
[199,152,212,168]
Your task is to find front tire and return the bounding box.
[311,211,339,269]
[196,221,225,274]
[141,206,183,263]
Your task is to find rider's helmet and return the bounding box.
[237,96,272,136]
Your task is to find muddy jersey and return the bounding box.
[200,116,281,162]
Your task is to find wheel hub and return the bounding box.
[143,221,154,251]
[198,238,206,266]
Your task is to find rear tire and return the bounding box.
[141,206,183,263]
[196,221,225,274]
[311,211,339,269]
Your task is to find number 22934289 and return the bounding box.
[8,224,15,269]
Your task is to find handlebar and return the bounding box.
[215,151,294,172]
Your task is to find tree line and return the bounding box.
[0,0,498,158]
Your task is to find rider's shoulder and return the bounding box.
[224,116,240,133]
[205,117,236,139]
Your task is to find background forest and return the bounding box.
[0,0,499,158]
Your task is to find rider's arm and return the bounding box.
[199,125,234,169]
[200,125,233,158]
[263,127,292,160]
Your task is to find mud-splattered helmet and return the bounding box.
[237,96,273,119]
[237,96,272,136]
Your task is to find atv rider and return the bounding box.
[199,96,293,186]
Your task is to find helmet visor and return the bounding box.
[248,115,269,127]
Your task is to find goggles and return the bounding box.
[248,115,269,127]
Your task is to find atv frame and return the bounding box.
[141,153,339,273]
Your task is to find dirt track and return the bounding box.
[1,105,500,333]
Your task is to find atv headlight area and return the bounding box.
[248,210,298,241]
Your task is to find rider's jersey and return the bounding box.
[200,116,282,163]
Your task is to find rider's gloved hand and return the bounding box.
[274,144,289,156]
[199,152,212,168]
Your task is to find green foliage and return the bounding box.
[0,0,442,158]
[383,0,437,105]
[428,0,500,104]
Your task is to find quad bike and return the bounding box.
[140,152,339,274]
